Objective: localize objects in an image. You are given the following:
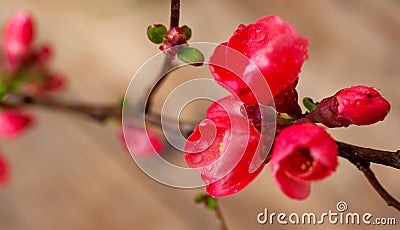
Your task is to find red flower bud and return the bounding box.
[270,123,338,200]
[159,41,177,59]
[45,73,66,91]
[165,27,187,45]
[34,44,52,66]
[336,86,390,126]
[0,153,9,186]
[2,11,34,72]
[0,108,33,138]
[184,96,267,197]
[119,124,164,156]
[209,15,309,104]
[308,86,391,127]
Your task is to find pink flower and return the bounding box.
[184,96,266,197]
[270,123,338,200]
[0,153,9,186]
[308,86,391,127]
[2,11,34,72]
[209,15,309,104]
[0,108,33,139]
[119,124,164,156]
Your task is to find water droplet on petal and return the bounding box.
[192,155,203,164]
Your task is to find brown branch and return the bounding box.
[2,93,121,122]
[144,57,175,114]
[337,141,400,169]
[170,0,180,28]
[214,201,229,230]
[3,93,400,214]
[145,0,181,114]
[338,142,400,211]
[344,159,400,211]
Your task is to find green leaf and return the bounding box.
[303,97,318,112]
[194,193,218,210]
[194,194,207,203]
[181,25,192,40]
[147,24,167,44]
[205,196,217,210]
[177,46,204,66]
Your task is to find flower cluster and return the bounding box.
[0,11,67,185]
[184,15,391,199]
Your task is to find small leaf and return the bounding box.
[147,24,167,44]
[194,194,207,203]
[205,196,217,210]
[303,97,318,112]
[181,25,192,40]
[177,46,204,66]
[194,193,218,210]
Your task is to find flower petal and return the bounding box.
[273,165,311,200]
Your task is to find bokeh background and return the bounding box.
[0,0,400,229]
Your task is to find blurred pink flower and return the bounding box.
[0,108,33,139]
[119,124,164,156]
[0,153,9,186]
[2,10,34,72]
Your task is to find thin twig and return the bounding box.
[346,160,400,211]
[145,0,181,114]
[144,57,175,114]
[214,201,229,230]
[170,0,180,28]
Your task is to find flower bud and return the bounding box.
[34,44,52,66]
[166,27,186,45]
[0,153,9,186]
[45,73,65,91]
[0,108,33,138]
[308,86,390,127]
[2,11,34,72]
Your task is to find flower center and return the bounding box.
[292,148,314,172]
[282,148,315,176]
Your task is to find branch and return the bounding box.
[344,159,400,211]
[2,93,120,123]
[145,0,181,114]
[337,141,400,169]
[170,0,180,28]
[214,201,229,230]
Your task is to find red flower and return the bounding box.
[0,108,33,139]
[209,15,309,104]
[308,86,391,127]
[0,153,9,186]
[269,123,338,200]
[184,96,267,197]
[2,11,34,72]
[120,124,164,156]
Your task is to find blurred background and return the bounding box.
[0,0,400,229]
